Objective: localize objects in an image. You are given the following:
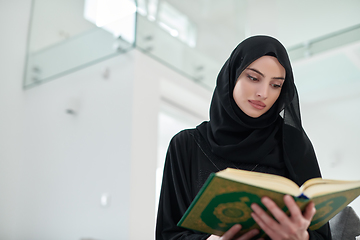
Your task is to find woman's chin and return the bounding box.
[245,111,264,118]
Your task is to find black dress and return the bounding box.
[155,128,331,240]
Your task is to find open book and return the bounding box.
[177,168,360,237]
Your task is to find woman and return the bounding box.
[156,36,331,240]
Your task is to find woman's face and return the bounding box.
[233,55,286,118]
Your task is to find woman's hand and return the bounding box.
[251,195,316,240]
[206,224,262,240]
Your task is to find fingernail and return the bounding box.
[235,224,242,229]
[285,195,293,201]
[251,203,257,210]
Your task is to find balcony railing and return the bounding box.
[24,0,360,90]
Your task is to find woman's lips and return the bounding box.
[248,100,266,110]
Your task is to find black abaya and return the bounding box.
[156,129,331,239]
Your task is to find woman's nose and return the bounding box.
[256,84,268,99]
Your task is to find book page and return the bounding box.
[216,168,301,196]
[303,179,360,198]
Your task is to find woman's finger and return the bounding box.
[303,201,316,221]
[259,197,289,225]
[219,224,259,240]
[219,224,242,239]
[234,228,259,240]
[283,194,305,222]
[251,212,277,238]
[251,202,282,234]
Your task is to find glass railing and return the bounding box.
[135,14,221,90]
[24,1,221,90]
[24,0,360,90]
[24,26,134,87]
[24,0,136,88]
[287,23,360,61]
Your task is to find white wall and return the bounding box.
[19,53,135,240]
[0,1,136,236]
[0,2,212,239]
[0,1,31,239]
[29,0,95,52]
[129,49,212,239]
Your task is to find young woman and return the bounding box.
[156,36,331,240]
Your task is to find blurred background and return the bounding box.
[1,0,360,239]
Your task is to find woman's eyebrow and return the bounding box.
[247,68,264,77]
[247,68,285,80]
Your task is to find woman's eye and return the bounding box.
[271,83,282,88]
[247,74,257,81]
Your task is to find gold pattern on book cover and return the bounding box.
[180,177,287,235]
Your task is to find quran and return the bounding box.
[177,168,360,236]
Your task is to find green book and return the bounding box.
[177,168,360,237]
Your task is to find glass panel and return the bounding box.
[287,24,360,62]
[136,12,222,90]
[24,0,136,88]
[25,0,360,91]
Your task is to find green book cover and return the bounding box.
[177,168,360,237]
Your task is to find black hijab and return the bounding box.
[197,35,321,186]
